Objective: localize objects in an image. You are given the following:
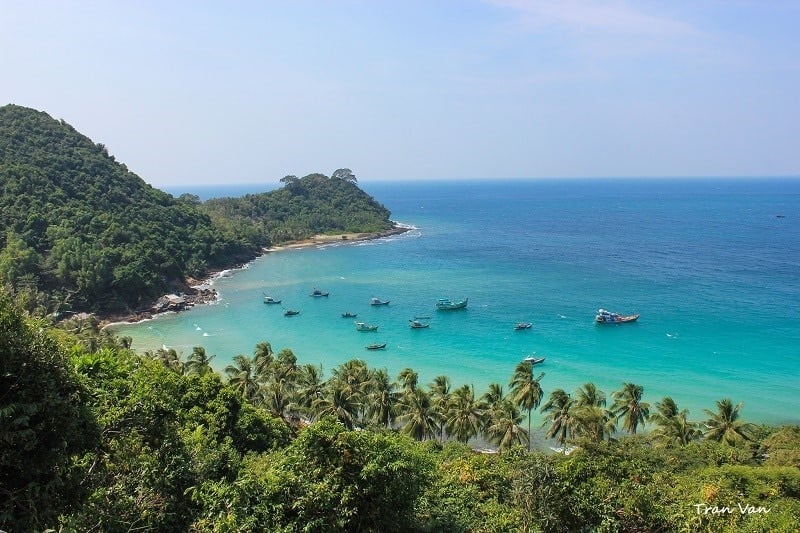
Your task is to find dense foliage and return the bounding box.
[2,296,799,532]
[202,170,394,244]
[0,105,394,315]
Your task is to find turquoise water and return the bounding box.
[115,178,800,426]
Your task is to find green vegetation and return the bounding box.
[2,104,798,530]
[2,296,799,532]
[0,105,394,316]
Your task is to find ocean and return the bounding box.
[113,178,800,427]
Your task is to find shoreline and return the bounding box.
[101,224,413,329]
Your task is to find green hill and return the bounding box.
[0,104,394,315]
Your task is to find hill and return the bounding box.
[0,105,395,315]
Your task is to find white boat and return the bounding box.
[355,321,379,332]
[409,319,430,329]
[523,356,545,365]
[263,295,281,304]
[370,297,390,305]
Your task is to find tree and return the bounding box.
[509,361,545,451]
[611,382,650,434]
[367,368,400,428]
[398,388,437,441]
[485,400,528,451]
[311,381,361,430]
[331,168,357,183]
[702,398,757,445]
[224,354,260,402]
[445,385,483,444]
[648,397,700,447]
[0,295,97,531]
[540,388,576,447]
[572,382,616,441]
[185,346,215,376]
[428,375,451,441]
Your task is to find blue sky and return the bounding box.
[2,1,798,186]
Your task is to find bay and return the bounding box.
[115,178,800,426]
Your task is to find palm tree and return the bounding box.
[151,347,183,374]
[225,354,259,402]
[292,363,325,416]
[185,346,215,376]
[485,400,528,451]
[702,398,757,445]
[481,383,505,412]
[428,375,451,441]
[509,361,545,451]
[331,359,371,424]
[260,378,294,420]
[649,397,699,446]
[540,389,576,448]
[253,341,274,376]
[397,368,418,394]
[573,382,616,441]
[611,382,650,434]
[445,385,484,444]
[311,381,360,430]
[366,368,400,428]
[397,388,437,441]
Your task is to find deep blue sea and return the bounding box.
[114,178,800,427]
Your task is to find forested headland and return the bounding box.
[0,104,394,317]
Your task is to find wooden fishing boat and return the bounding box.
[436,297,468,310]
[595,309,639,324]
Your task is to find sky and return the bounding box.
[2,1,799,187]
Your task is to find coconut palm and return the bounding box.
[397,388,437,441]
[540,389,576,447]
[445,385,484,444]
[292,363,325,415]
[185,346,215,376]
[260,378,294,420]
[481,383,505,412]
[366,368,400,428]
[573,382,616,441]
[648,397,700,446]
[311,381,360,430]
[331,359,371,424]
[151,347,183,373]
[611,382,650,434]
[398,368,419,394]
[253,341,274,376]
[702,398,757,445]
[225,354,260,402]
[485,399,528,451]
[509,361,545,451]
[428,375,451,441]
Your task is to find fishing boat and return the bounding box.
[523,356,545,365]
[366,343,387,350]
[284,309,300,316]
[515,322,532,330]
[595,308,639,324]
[370,297,390,306]
[436,297,468,310]
[310,288,329,297]
[355,321,379,332]
[409,319,430,329]
[341,311,358,318]
[263,295,281,304]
